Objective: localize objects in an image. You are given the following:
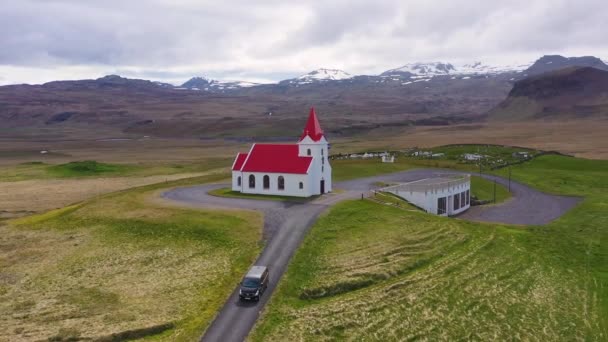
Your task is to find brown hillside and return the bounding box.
[489,67,608,121]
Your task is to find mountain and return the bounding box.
[281,68,352,85]
[180,76,259,92]
[2,54,607,141]
[381,61,530,78]
[41,74,168,91]
[489,66,608,121]
[524,55,608,76]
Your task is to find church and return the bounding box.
[231,108,332,197]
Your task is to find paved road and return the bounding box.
[161,169,581,342]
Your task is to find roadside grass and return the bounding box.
[251,155,607,341]
[208,187,316,203]
[0,173,263,341]
[470,175,511,203]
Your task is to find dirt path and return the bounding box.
[161,169,581,342]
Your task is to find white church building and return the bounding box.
[231,108,332,197]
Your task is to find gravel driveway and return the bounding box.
[161,169,581,341]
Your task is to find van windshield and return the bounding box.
[242,277,260,288]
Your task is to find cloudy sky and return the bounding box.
[1,0,607,85]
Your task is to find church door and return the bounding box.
[320,180,325,194]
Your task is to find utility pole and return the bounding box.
[493,180,497,203]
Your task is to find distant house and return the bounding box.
[512,151,530,158]
[231,108,332,197]
[463,153,484,161]
[431,153,444,158]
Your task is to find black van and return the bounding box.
[239,265,269,301]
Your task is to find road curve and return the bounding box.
[161,169,581,342]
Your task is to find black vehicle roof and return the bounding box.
[245,265,267,279]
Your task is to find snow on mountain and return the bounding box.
[181,76,260,92]
[382,61,530,78]
[383,62,456,76]
[291,68,352,84]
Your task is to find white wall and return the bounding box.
[232,171,242,191]
[240,172,312,197]
[387,181,470,216]
[298,136,332,194]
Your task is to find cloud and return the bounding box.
[1,0,607,85]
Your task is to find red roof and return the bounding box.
[231,153,248,171]
[299,107,324,142]
[238,144,312,174]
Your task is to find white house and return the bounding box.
[231,108,332,197]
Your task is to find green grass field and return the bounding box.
[251,155,607,340]
[331,157,473,182]
[0,158,231,181]
[0,173,262,341]
[470,175,511,203]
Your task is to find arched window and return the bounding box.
[263,175,270,189]
[299,182,303,189]
[237,176,241,186]
[278,176,285,190]
[307,148,311,156]
[249,175,255,188]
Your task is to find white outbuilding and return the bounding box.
[230,108,332,197]
[381,175,471,216]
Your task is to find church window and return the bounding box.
[278,176,285,190]
[237,176,241,186]
[307,149,311,156]
[321,148,324,155]
[299,182,303,189]
[249,175,255,188]
[263,175,270,189]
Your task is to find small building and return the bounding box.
[231,108,332,197]
[380,175,471,216]
[382,155,395,163]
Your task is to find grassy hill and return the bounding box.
[251,155,607,340]
[0,174,262,341]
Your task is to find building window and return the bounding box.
[307,148,311,156]
[322,157,325,165]
[437,197,447,215]
[466,190,470,205]
[454,194,460,210]
[321,148,324,155]
[278,176,285,190]
[460,192,466,207]
[322,165,324,172]
[249,175,255,188]
[263,175,270,189]
[237,176,241,186]
[299,182,303,189]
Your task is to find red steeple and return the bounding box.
[299,107,324,142]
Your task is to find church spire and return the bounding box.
[299,107,325,142]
